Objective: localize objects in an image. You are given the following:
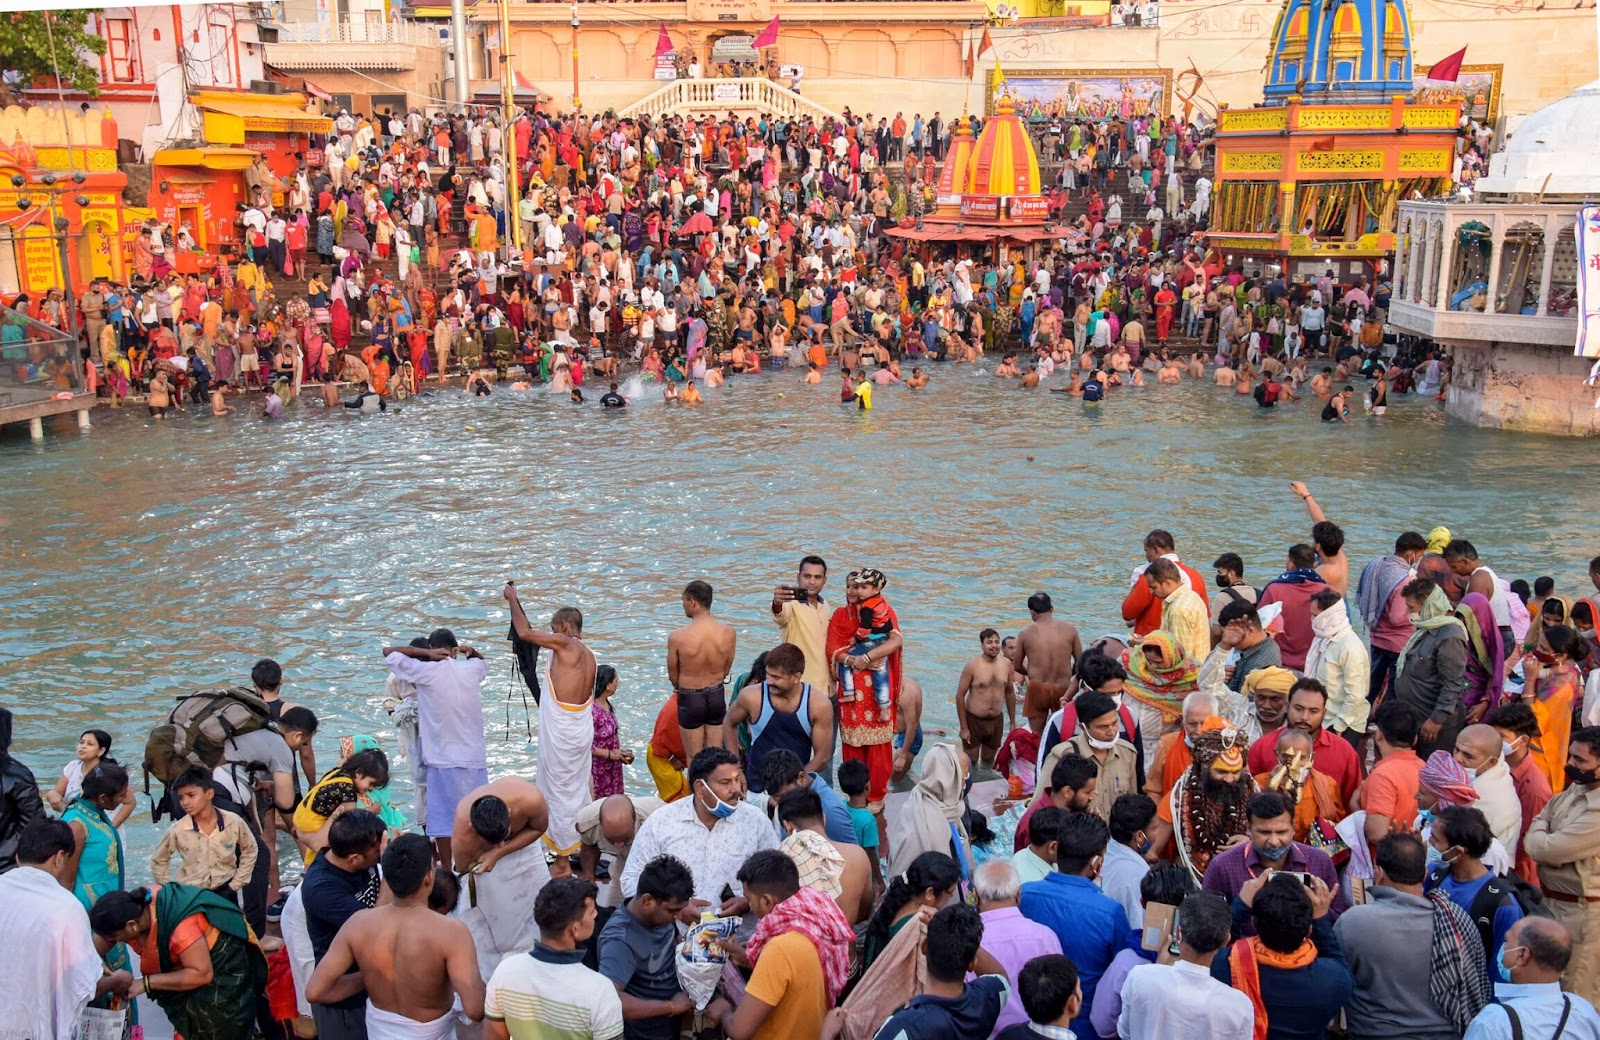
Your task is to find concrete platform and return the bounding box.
[0,386,94,438]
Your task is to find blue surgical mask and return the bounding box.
[697,780,738,820]
[1426,842,1445,870]
[1252,841,1291,862]
[1496,945,1525,983]
[1184,734,1196,749]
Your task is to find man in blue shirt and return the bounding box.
[1426,806,1523,991]
[874,902,1010,1040]
[1018,812,1132,1038]
[757,749,857,847]
[1465,916,1600,1040]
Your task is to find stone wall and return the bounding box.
[1446,339,1600,437]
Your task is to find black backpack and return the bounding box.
[1429,865,1556,956]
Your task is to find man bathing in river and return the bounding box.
[667,580,738,764]
[957,628,1016,768]
[1016,592,1083,733]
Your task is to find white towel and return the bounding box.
[365,1002,456,1040]
[536,678,595,856]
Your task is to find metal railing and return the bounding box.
[618,77,842,123]
[271,20,449,46]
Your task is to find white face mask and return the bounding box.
[1087,733,1120,751]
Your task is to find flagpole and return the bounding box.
[500,0,521,256]
[571,0,582,113]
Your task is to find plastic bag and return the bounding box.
[676,915,740,1011]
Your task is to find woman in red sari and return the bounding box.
[825,571,903,816]
[330,295,352,354]
[1154,284,1178,345]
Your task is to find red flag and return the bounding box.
[1427,46,1467,83]
[655,24,673,58]
[963,38,973,79]
[977,26,994,59]
[1309,136,1336,152]
[753,15,779,49]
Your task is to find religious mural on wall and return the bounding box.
[988,68,1172,120]
[1410,64,1501,122]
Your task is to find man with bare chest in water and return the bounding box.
[307,833,484,1040]
[668,580,737,763]
[957,629,1015,767]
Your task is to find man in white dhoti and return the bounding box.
[308,834,484,1040]
[0,819,127,1040]
[504,585,599,873]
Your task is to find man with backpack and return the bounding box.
[1427,805,1548,992]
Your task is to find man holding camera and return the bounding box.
[771,555,830,694]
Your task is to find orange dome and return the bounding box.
[965,95,1041,197]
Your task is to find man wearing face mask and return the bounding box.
[618,747,778,926]
[1461,916,1600,1040]
[1524,725,1600,1003]
[1455,723,1525,858]
[1099,794,1157,928]
[1425,806,1528,993]
[1198,601,1281,696]
[1487,702,1553,886]
[1201,790,1347,937]
[1062,692,1143,820]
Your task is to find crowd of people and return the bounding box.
[0,97,1459,422]
[4,504,1600,1040]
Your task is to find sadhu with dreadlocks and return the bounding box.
[1170,717,1259,884]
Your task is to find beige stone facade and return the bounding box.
[482,0,1594,125]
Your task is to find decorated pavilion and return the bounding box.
[1205,0,1461,280]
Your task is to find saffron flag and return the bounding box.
[1427,46,1467,83]
[977,26,994,59]
[1309,136,1336,152]
[655,24,673,58]
[964,38,973,79]
[753,16,780,49]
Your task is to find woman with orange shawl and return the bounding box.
[1154,283,1178,345]
[825,570,902,812]
[1521,624,1585,793]
[1121,629,1201,761]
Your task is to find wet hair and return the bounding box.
[552,606,583,633]
[684,580,714,609]
[1287,544,1317,569]
[470,795,511,844]
[534,876,597,938]
[757,747,806,794]
[1018,954,1080,1026]
[252,658,283,691]
[737,848,800,901]
[1253,875,1314,954]
[1435,806,1494,858]
[636,855,695,904]
[866,851,960,956]
[1310,587,1342,611]
[593,664,617,698]
[1056,813,1110,874]
[1144,529,1175,552]
[81,762,129,802]
[381,833,434,898]
[90,889,153,939]
[1248,791,1293,824]
[1546,625,1584,663]
[1074,691,1118,727]
[1312,521,1344,556]
[777,786,825,827]
[429,869,461,913]
[688,746,740,788]
[1487,701,1541,740]
[1534,576,1556,597]
[343,748,389,787]
[172,766,213,794]
[1145,558,1180,585]
[925,903,985,983]
[1176,891,1232,955]
[764,643,805,676]
[328,809,385,858]
[81,729,113,754]
[1218,600,1261,628]
[1109,794,1157,844]
[1442,539,1479,563]
[1050,753,1098,795]
[1395,531,1428,554]
[837,759,870,798]
[1375,832,1427,885]
[17,817,75,865]
[1027,592,1053,614]
[279,706,318,735]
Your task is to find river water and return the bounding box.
[4,369,1597,863]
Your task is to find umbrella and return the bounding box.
[679,212,713,236]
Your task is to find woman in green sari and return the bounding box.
[90,885,267,1040]
[64,762,139,1022]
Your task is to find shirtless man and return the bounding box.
[1016,592,1083,733]
[1214,362,1236,387]
[307,833,485,1040]
[449,776,551,875]
[1309,366,1334,399]
[667,580,737,762]
[503,586,597,866]
[1019,364,1041,389]
[1157,360,1182,384]
[905,367,928,389]
[995,355,1020,378]
[956,628,1015,768]
[777,788,874,924]
[1186,354,1205,379]
[1290,482,1349,595]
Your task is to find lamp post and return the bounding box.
[571,1,581,113]
[12,169,90,387]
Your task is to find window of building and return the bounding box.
[105,18,137,83]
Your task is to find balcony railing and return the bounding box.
[271,20,449,46]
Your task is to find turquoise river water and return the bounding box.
[3,368,1597,864]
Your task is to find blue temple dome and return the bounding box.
[1263,0,1414,105]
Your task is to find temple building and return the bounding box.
[1205,0,1460,281]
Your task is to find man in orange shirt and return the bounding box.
[1253,728,1346,843]
[1121,529,1210,638]
[1358,699,1425,849]
[647,694,688,803]
[890,113,907,160]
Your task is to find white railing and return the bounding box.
[272,20,449,46]
[617,77,841,124]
